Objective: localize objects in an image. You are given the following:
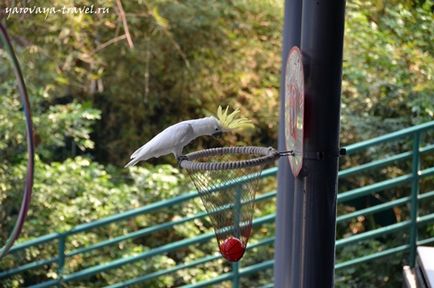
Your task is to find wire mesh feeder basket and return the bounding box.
[179,146,280,262]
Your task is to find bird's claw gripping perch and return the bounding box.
[177,155,188,163]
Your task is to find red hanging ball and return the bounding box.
[219,236,246,262]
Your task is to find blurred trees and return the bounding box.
[1,0,282,165]
[0,0,432,287]
[341,0,433,144]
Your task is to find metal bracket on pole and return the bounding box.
[303,148,347,160]
[279,148,347,160]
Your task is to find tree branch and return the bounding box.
[93,34,127,54]
[115,0,134,49]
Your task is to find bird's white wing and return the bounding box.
[125,123,193,167]
[131,121,194,159]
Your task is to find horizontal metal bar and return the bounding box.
[62,214,275,283]
[418,237,434,246]
[344,121,434,154]
[336,196,410,223]
[337,167,434,203]
[105,233,433,288]
[336,212,434,249]
[0,257,57,279]
[43,167,278,240]
[181,260,274,288]
[248,237,275,250]
[337,190,434,223]
[180,272,232,288]
[417,213,434,226]
[337,174,413,203]
[335,244,409,270]
[4,192,278,278]
[1,215,270,281]
[105,237,274,288]
[68,190,276,258]
[7,170,279,256]
[420,144,434,155]
[65,234,213,282]
[260,167,278,178]
[239,259,274,275]
[67,211,205,257]
[29,279,61,288]
[9,233,59,254]
[339,150,413,178]
[105,254,222,288]
[419,190,434,201]
[256,190,277,202]
[67,191,197,235]
[339,144,434,178]
[420,167,434,178]
[28,240,423,288]
[336,221,411,248]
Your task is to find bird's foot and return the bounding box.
[177,155,188,162]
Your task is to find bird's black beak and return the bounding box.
[212,131,223,137]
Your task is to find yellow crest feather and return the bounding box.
[216,105,254,131]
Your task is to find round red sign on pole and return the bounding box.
[284,46,304,176]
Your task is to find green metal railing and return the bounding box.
[1,121,433,287]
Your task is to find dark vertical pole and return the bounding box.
[275,0,346,287]
[299,0,346,287]
[274,0,302,287]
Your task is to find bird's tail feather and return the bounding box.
[131,145,148,159]
[130,148,141,159]
[125,157,141,168]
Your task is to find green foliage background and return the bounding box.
[0,0,432,287]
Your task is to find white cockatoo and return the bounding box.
[125,106,253,167]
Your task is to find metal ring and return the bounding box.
[179,146,279,171]
[0,24,35,259]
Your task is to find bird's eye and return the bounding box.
[215,127,219,131]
